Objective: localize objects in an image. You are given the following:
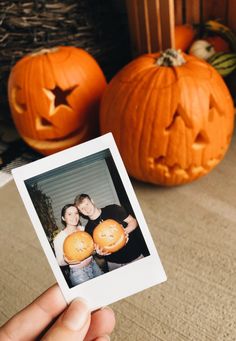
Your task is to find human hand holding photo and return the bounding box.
[0,284,115,341]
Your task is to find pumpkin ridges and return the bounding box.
[136,68,164,179]
[120,67,162,178]
[100,51,234,185]
[101,77,134,149]
[27,55,37,138]
[9,46,107,154]
[147,74,180,181]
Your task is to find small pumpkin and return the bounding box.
[63,231,94,262]
[8,46,107,155]
[93,219,126,253]
[175,25,196,52]
[100,49,234,186]
[189,39,215,60]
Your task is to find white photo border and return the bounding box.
[12,133,167,310]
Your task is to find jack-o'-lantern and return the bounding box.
[100,49,235,186]
[8,46,107,155]
[93,219,126,253]
[63,231,94,262]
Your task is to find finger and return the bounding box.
[0,284,67,341]
[42,299,91,341]
[92,336,110,341]
[85,307,115,341]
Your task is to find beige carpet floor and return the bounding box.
[0,129,236,340]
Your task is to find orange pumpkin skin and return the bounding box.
[93,219,126,253]
[175,25,196,51]
[63,231,94,262]
[100,51,235,186]
[8,46,107,155]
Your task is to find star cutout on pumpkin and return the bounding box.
[43,85,78,115]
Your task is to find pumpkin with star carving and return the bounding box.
[8,46,107,155]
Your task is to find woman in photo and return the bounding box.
[53,204,103,287]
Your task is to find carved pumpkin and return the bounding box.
[100,49,234,186]
[8,46,107,155]
[93,219,126,253]
[63,231,94,262]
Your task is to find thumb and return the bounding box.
[42,299,91,341]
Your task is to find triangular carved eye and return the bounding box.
[209,94,224,120]
[209,95,215,110]
[192,131,209,150]
[165,104,193,131]
[209,95,216,121]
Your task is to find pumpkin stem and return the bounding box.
[156,49,186,66]
[30,47,59,57]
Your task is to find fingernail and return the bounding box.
[102,335,111,340]
[61,298,90,331]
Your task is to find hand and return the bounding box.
[124,229,129,245]
[0,284,115,341]
[94,244,111,256]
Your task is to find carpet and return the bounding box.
[0,129,235,340]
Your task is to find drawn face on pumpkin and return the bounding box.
[93,219,126,253]
[8,47,107,155]
[63,231,94,262]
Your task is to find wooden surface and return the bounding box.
[126,0,236,55]
[0,129,236,340]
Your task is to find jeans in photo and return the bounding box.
[70,259,103,286]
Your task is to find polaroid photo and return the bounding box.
[12,133,167,311]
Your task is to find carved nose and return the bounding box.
[192,131,209,150]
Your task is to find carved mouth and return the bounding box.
[21,124,90,153]
[148,155,224,180]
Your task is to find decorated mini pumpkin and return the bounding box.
[8,46,107,155]
[100,49,234,186]
[93,219,126,253]
[63,231,94,262]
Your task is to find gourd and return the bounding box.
[189,40,215,60]
[8,46,107,155]
[100,49,234,186]
[208,52,236,77]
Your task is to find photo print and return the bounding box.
[12,133,166,310]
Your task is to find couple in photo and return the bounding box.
[53,194,149,287]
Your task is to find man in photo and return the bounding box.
[74,194,149,271]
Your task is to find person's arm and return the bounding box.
[0,284,115,341]
[53,234,68,267]
[123,214,138,234]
